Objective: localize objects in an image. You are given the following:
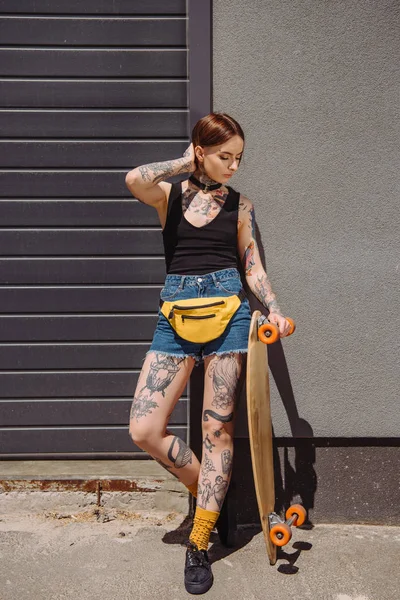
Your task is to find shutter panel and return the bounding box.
[0,1,189,457]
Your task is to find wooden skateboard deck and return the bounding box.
[246,309,277,565]
[216,310,305,556]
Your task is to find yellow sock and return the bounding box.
[186,480,198,498]
[189,506,219,551]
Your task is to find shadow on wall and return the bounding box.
[249,223,317,520]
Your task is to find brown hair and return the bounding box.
[191,112,245,165]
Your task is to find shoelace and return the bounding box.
[186,544,209,568]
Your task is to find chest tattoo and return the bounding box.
[182,187,229,226]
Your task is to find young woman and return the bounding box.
[125,113,291,594]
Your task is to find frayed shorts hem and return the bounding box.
[202,347,248,359]
[146,347,248,365]
[145,349,199,360]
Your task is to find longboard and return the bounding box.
[246,310,306,565]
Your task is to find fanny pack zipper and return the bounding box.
[168,300,224,320]
[181,313,216,322]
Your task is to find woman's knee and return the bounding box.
[128,422,146,447]
[202,417,234,447]
[129,420,161,449]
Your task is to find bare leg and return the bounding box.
[196,352,244,512]
[129,352,201,486]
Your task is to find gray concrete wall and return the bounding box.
[213,0,399,437]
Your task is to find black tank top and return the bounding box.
[162,182,240,275]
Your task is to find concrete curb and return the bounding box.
[0,459,190,515]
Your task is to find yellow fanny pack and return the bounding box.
[160,290,245,343]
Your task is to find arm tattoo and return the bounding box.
[240,201,283,315]
[243,240,255,276]
[138,165,152,182]
[136,156,192,185]
[242,205,257,275]
[249,206,256,238]
[253,273,282,314]
[238,199,246,211]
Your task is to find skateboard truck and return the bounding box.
[268,504,307,546]
[257,315,296,345]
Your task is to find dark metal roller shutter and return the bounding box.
[0,0,196,458]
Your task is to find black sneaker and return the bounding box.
[184,541,214,595]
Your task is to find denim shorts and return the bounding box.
[148,267,251,363]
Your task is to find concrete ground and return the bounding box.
[0,461,398,599]
[0,505,398,600]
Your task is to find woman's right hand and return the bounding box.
[182,142,197,173]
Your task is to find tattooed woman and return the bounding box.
[125,113,291,595]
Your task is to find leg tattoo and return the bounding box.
[130,354,184,423]
[212,475,229,510]
[198,474,229,510]
[203,410,234,440]
[167,436,193,468]
[146,354,184,396]
[203,433,216,453]
[201,453,216,478]
[208,355,241,410]
[198,478,213,509]
[203,409,234,423]
[130,389,158,422]
[221,449,232,475]
[154,456,179,479]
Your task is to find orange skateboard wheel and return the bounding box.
[286,317,296,336]
[270,522,292,547]
[258,322,280,344]
[285,504,307,527]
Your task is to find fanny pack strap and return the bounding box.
[159,287,246,310]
